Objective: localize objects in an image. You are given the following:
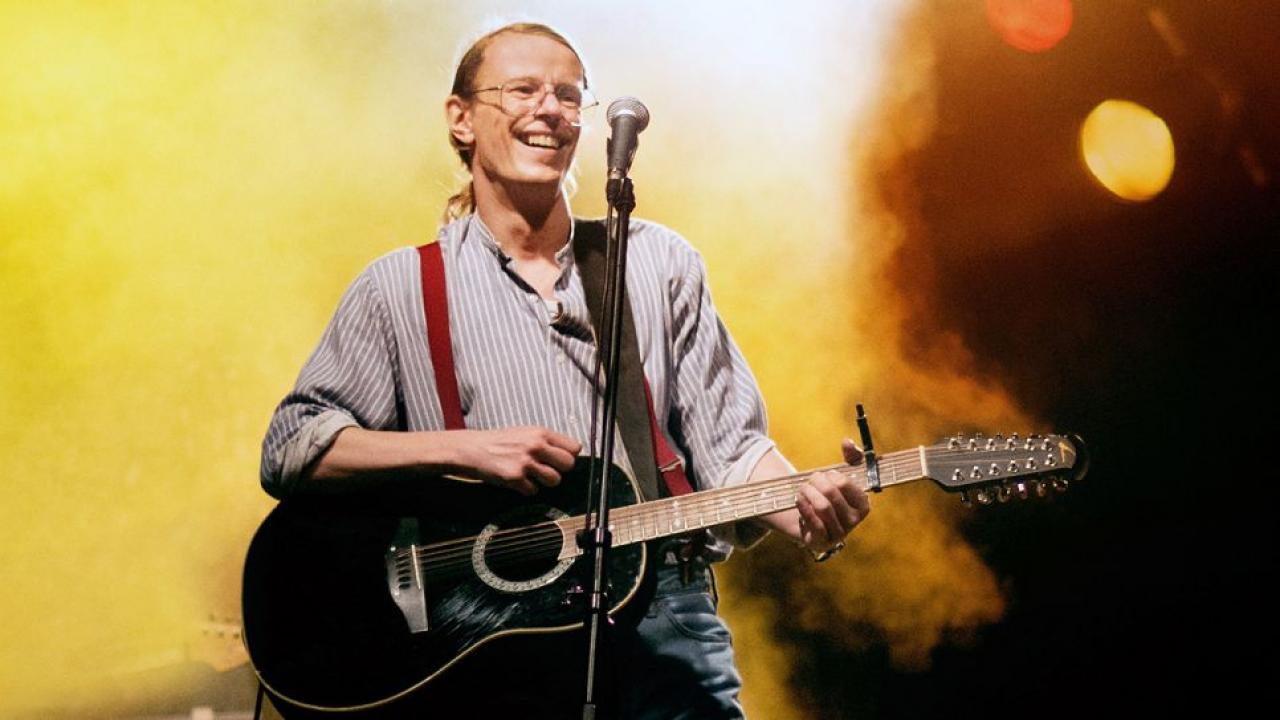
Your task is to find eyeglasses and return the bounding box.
[471,77,599,124]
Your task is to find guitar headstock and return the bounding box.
[923,433,1087,505]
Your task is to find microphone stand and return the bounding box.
[579,168,636,720]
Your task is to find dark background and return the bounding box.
[745,2,1277,716]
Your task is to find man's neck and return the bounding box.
[473,175,571,263]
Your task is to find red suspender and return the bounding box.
[642,379,694,496]
[415,242,692,497]
[417,243,466,431]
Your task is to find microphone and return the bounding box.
[606,97,650,181]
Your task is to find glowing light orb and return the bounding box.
[985,0,1073,53]
[1080,100,1175,202]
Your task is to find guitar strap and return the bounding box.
[416,221,692,501]
[572,218,694,500]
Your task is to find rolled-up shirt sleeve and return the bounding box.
[260,270,401,498]
[667,246,775,549]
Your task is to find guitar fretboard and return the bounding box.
[555,447,927,557]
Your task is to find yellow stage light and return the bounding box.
[1080,99,1175,202]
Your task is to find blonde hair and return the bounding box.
[442,22,590,225]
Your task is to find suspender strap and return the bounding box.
[573,219,693,499]
[417,242,466,430]
[642,378,695,496]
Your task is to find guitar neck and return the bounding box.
[558,447,928,551]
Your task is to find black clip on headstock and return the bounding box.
[856,404,881,493]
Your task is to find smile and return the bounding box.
[518,133,564,149]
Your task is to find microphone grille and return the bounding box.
[606,96,650,132]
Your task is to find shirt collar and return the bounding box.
[465,211,578,276]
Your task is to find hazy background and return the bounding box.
[2,1,1273,717]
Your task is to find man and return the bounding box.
[261,22,869,719]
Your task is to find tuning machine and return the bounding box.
[995,483,1013,503]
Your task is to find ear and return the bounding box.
[445,95,475,147]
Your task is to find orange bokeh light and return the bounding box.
[985,0,1073,53]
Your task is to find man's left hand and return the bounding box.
[795,439,871,558]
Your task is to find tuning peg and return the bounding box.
[1052,477,1070,493]
[948,436,961,450]
[1006,460,1020,473]
[996,484,1013,503]
[975,489,994,505]
[1025,457,1037,471]
[1045,453,1057,467]
[1006,433,1020,449]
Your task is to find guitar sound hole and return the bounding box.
[473,506,575,592]
[484,537,559,582]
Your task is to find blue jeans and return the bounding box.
[414,547,745,719]
[615,551,746,720]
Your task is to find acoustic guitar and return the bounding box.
[242,432,1085,717]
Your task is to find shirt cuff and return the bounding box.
[278,409,361,491]
[709,437,779,551]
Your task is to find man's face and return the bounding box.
[457,33,584,191]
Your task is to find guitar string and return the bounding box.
[405,438,1063,562]
[399,459,865,557]
[416,474,811,570]
[407,445,1059,568]
[410,472,1065,577]
[416,482,1071,578]
[407,473,831,576]
[399,444,1070,572]
[403,457,882,561]
[392,441,1070,571]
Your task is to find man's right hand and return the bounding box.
[451,426,583,496]
[299,425,583,497]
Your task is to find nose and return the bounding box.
[532,86,567,119]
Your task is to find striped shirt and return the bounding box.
[260,213,774,556]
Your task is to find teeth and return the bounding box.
[522,134,560,149]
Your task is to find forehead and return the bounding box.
[475,32,584,85]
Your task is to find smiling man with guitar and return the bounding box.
[254,21,868,719]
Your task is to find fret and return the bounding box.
[594,447,937,548]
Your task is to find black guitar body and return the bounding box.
[242,458,650,718]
